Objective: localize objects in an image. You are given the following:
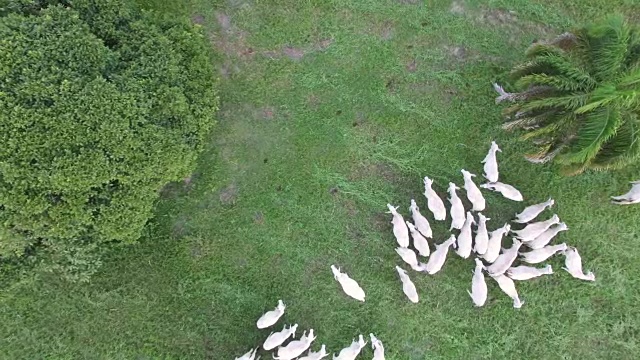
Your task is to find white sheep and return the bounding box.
[333,335,366,360]
[256,300,286,329]
[409,199,433,238]
[611,180,640,205]
[330,265,366,302]
[511,214,560,241]
[473,213,490,255]
[235,348,259,360]
[395,265,419,303]
[513,198,554,223]
[405,221,430,257]
[455,212,475,259]
[482,141,501,182]
[274,329,317,360]
[468,258,488,307]
[423,177,447,221]
[506,265,553,281]
[480,181,523,202]
[448,182,466,230]
[492,274,524,309]
[461,169,486,211]
[370,334,385,360]
[298,345,329,360]
[387,204,409,248]
[486,238,523,276]
[562,246,595,281]
[526,223,568,249]
[482,223,511,263]
[263,324,298,351]
[425,235,457,274]
[519,243,568,264]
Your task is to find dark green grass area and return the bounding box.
[1,0,640,359]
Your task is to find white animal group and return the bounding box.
[377,141,596,309]
[236,299,387,359]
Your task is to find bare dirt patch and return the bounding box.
[215,11,232,31]
[396,0,420,4]
[406,59,418,72]
[450,0,465,15]
[282,46,305,61]
[479,8,518,26]
[191,14,205,25]
[253,211,265,225]
[219,182,239,205]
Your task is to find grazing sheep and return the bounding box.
[395,266,419,303]
[474,213,490,255]
[448,182,466,230]
[395,247,427,272]
[513,198,554,223]
[406,221,431,257]
[423,177,447,220]
[387,204,409,248]
[298,345,329,360]
[461,169,486,211]
[562,247,596,281]
[512,214,560,241]
[333,335,366,360]
[468,258,488,307]
[330,265,366,302]
[526,223,568,250]
[507,265,553,281]
[264,324,298,351]
[486,238,523,276]
[480,182,523,201]
[455,212,475,259]
[274,329,317,360]
[520,243,568,264]
[410,199,433,238]
[256,300,286,329]
[611,180,640,205]
[482,141,501,183]
[370,334,385,360]
[425,235,457,274]
[482,224,511,263]
[236,348,259,360]
[492,274,524,309]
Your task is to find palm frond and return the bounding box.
[585,15,631,81]
[557,106,623,165]
[516,74,589,92]
[588,112,640,170]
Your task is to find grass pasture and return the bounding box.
[1,0,640,359]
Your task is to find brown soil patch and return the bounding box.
[215,11,232,31]
[219,182,239,205]
[480,8,518,26]
[282,46,306,61]
[406,59,418,72]
[191,14,205,25]
[450,0,465,15]
[253,211,265,225]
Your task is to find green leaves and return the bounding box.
[0,0,218,280]
[504,15,640,174]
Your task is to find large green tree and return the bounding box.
[498,15,640,174]
[0,0,218,280]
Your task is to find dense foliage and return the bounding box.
[501,15,640,174]
[0,0,218,280]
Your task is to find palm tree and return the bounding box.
[496,15,640,175]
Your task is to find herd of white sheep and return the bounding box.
[332,141,595,311]
[236,141,599,359]
[234,299,382,360]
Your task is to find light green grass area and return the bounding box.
[2,0,640,359]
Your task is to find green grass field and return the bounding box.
[2,0,640,358]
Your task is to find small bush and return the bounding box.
[0,0,218,280]
[500,15,640,174]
